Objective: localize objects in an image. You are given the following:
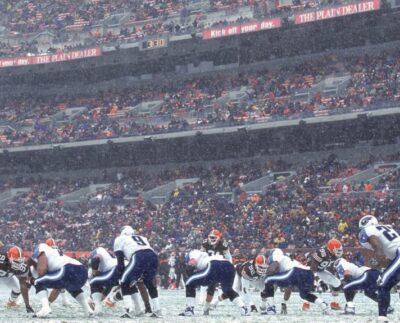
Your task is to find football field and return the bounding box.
[0,288,397,322]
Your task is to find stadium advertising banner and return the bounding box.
[0,47,101,68]
[202,18,282,40]
[294,0,380,24]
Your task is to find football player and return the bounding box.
[32,243,93,317]
[45,238,72,307]
[306,238,343,310]
[261,248,329,315]
[113,225,161,318]
[334,251,394,315]
[199,229,231,313]
[359,215,400,322]
[89,246,128,315]
[0,246,34,313]
[211,255,268,312]
[178,249,249,316]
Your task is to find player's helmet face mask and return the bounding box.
[208,229,222,246]
[254,255,268,275]
[327,239,343,258]
[7,246,25,266]
[359,215,378,229]
[121,225,135,236]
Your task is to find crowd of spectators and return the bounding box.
[0,0,370,57]
[0,49,399,148]
[1,151,400,256]
[1,0,252,35]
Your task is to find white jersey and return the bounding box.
[113,234,153,260]
[359,224,400,260]
[94,247,117,273]
[188,249,225,271]
[334,258,370,280]
[268,248,309,273]
[38,243,81,272]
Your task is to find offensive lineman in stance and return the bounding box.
[179,249,249,316]
[32,243,93,317]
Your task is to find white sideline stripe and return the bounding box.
[381,248,400,285]
[121,254,136,283]
[186,263,212,286]
[343,271,367,290]
[265,268,294,284]
[35,266,65,284]
[90,267,116,285]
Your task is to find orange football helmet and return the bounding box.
[7,246,23,260]
[208,229,222,245]
[254,255,268,276]
[327,239,343,258]
[46,238,56,247]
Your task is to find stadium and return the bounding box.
[0,0,400,322]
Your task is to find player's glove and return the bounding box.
[185,264,195,277]
[260,289,268,299]
[281,303,287,315]
[318,280,329,292]
[26,304,34,313]
[377,275,383,286]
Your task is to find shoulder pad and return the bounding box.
[359,229,369,243]
[0,253,8,264]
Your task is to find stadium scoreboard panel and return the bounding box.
[140,38,168,50]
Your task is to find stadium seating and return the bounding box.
[0,49,399,148]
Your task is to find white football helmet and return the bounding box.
[121,225,135,236]
[359,215,378,229]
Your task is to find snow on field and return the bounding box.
[0,288,398,323]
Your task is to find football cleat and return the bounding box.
[34,306,52,318]
[251,305,258,312]
[241,306,250,316]
[330,301,342,310]
[320,302,330,315]
[179,306,194,316]
[344,303,355,315]
[261,305,276,315]
[121,309,132,318]
[149,310,162,318]
[104,298,116,308]
[376,316,389,323]
[135,309,145,317]
[6,300,18,309]
[302,302,310,311]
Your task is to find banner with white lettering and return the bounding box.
[294,0,380,24]
[0,47,101,68]
[202,18,282,40]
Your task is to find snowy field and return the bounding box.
[0,288,398,323]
